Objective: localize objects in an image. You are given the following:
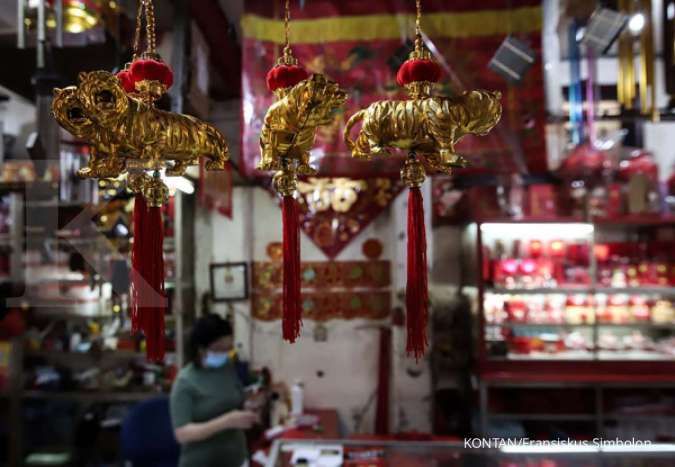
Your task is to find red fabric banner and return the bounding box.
[241,0,546,178]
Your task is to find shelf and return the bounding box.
[489,413,596,422]
[22,390,161,402]
[475,215,675,227]
[25,350,144,361]
[487,322,675,329]
[596,287,675,296]
[490,351,675,361]
[486,287,675,296]
[487,287,592,295]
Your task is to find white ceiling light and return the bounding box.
[628,13,645,34]
[162,175,195,195]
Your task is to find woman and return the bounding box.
[170,314,258,467]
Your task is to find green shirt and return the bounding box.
[170,362,247,467]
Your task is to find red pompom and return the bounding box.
[396,58,442,87]
[266,65,309,92]
[130,59,174,89]
[116,69,136,93]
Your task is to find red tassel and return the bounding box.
[131,194,166,362]
[406,187,429,359]
[281,195,302,342]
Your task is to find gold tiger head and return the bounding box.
[76,70,129,127]
[286,73,347,127]
[439,90,502,138]
[52,86,97,139]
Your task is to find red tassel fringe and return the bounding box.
[131,194,166,362]
[406,187,429,360]
[281,195,302,342]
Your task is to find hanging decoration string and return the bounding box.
[260,0,347,343]
[344,0,501,359]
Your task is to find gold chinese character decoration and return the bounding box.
[344,0,502,359]
[258,0,347,343]
[51,0,230,361]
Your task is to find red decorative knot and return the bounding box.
[396,58,442,87]
[130,58,174,89]
[266,64,309,92]
[116,69,136,93]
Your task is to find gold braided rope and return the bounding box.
[145,0,156,55]
[411,0,430,61]
[132,0,158,59]
[279,0,297,66]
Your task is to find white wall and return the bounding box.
[194,183,433,434]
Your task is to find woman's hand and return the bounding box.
[174,410,259,444]
[222,410,259,430]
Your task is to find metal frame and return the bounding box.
[209,262,249,302]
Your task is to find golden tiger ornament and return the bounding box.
[258,73,347,176]
[52,70,229,179]
[344,89,502,172]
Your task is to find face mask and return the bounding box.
[203,351,229,368]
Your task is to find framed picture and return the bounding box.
[210,262,249,302]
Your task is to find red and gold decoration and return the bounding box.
[268,177,404,258]
[242,0,545,177]
[51,0,230,361]
[257,0,347,343]
[252,291,390,322]
[344,0,502,358]
[252,260,391,322]
[253,261,391,290]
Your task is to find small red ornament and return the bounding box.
[130,58,174,89]
[362,238,384,260]
[266,64,309,92]
[116,69,136,93]
[396,58,442,87]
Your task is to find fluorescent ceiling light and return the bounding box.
[628,13,645,33]
[162,175,195,195]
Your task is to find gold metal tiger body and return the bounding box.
[52,70,229,178]
[258,73,347,175]
[344,90,502,172]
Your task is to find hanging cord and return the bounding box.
[132,0,157,59]
[145,0,157,55]
[280,0,295,64]
[414,0,423,54]
[132,0,143,59]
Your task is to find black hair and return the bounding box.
[188,314,233,366]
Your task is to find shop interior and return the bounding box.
[0,0,675,466]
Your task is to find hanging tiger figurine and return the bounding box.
[343,89,502,171]
[52,70,229,178]
[258,73,347,175]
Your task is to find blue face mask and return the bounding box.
[203,351,230,368]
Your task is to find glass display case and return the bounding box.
[476,221,675,363]
[266,439,675,466]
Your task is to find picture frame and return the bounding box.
[209,262,249,302]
